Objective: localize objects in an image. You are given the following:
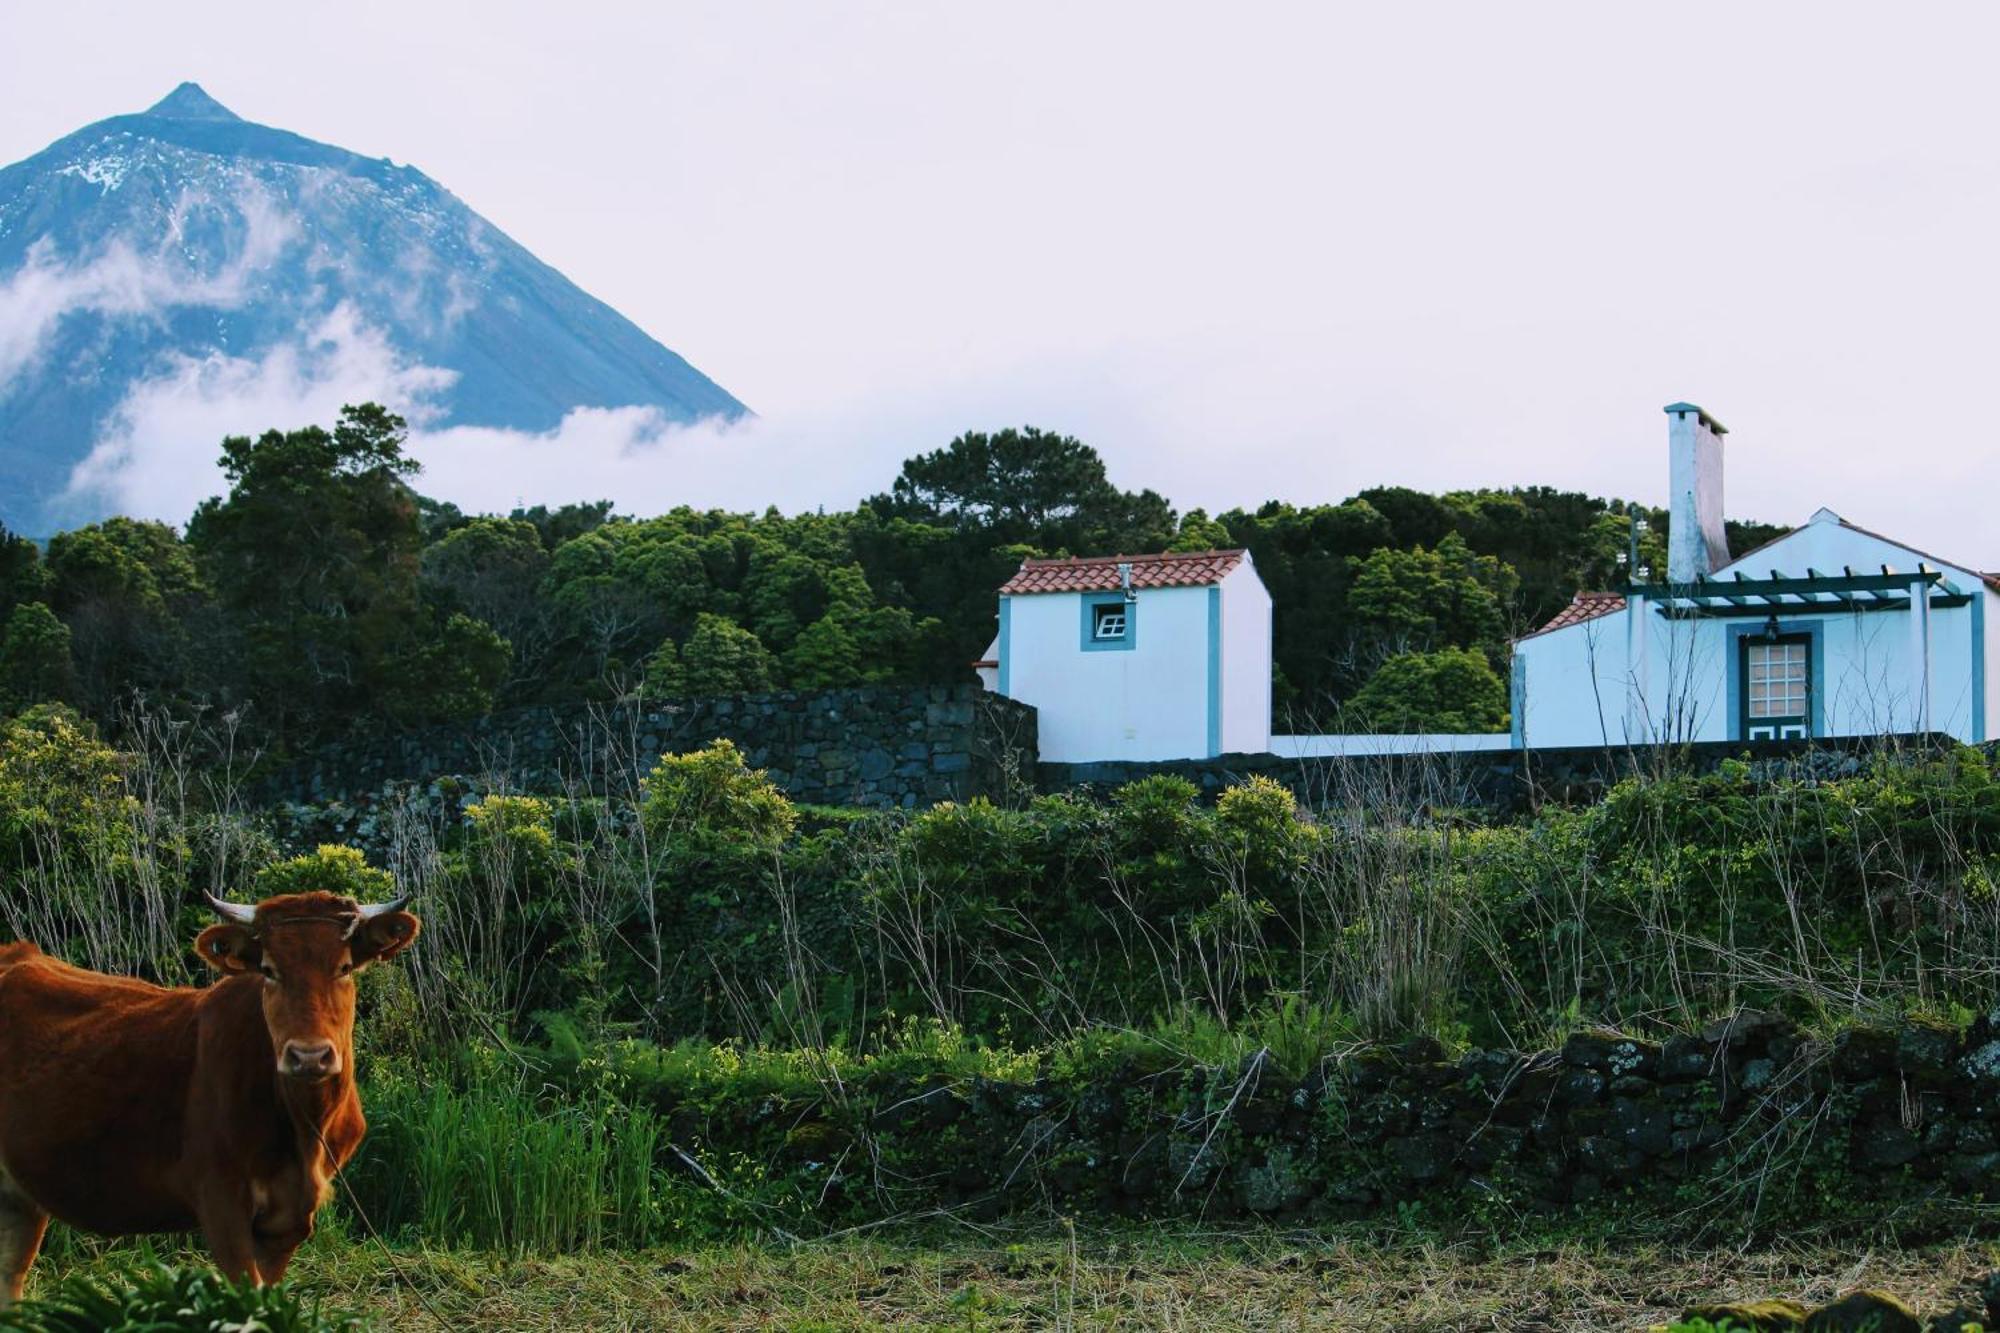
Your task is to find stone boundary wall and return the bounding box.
[1041,732,1966,814]
[663,1008,2000,1226]
[257,685,1037,811]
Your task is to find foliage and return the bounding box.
[0,1263,364,1332]
[253,844,397,903]
[1346,647,1509,733]
[0,706,134,881]
[183,403,508,749]
[26,400,1792,744]
[678,612,775,696]
[640,739,797,855]
[42,518,207,712]
[0,603,75,713]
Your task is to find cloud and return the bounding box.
[63,303,455,521]
[0,185,297,393]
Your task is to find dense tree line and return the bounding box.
[0,406,1784,754]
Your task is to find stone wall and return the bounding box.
[1040,733,1963,815]
[258,685,1037,811]
[642,1007,2000,1229]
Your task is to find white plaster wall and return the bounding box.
[1271,733,1512,757]
[1219,561,1273,753]
[1005,585,1213,762]
[1984,588,2000,743]
[1515,517,1991,746]
[1514,613,1634,748]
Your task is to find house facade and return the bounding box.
[984,402,1995,764]
[1512,404,2000,748]
[984,550,1272,762]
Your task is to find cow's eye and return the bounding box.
[258,964,277,981]
[337,961,353,977]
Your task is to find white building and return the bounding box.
[983,550,1272,762]
[1512,403,2000,747]
[984,402,1996,762]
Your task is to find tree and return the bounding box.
[185,403,503,746]
[679,613,774,695]
[1345,648,1508,733]
[44,518,209,711]
[1170,508,1233,552]
[0,525,44,623]
[783,615,862,688]
[880,426,1176,553]
[377,612,513,725]
[421,517,554,690]
[0,603,76,712]
[1346,533,1511,658]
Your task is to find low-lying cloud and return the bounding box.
[61,300,936,524]
[0,186,296,394]
[64,304,455,520]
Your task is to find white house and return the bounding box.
[983,549,1272,762]
[984,402,1997,763]
[1512,403,2000,748]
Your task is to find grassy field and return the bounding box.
[30,1227,2000,1331]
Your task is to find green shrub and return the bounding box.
[253,844,396,902]
[640,738,796,853]
[0,1264,364,1332]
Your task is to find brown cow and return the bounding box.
[0,890,419,1301]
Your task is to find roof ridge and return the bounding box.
[1018,547,1245,567]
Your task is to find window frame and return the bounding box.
[1080,593,1138,652]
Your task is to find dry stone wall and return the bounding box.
[259,685,1037,811]
[658,1008,2000,1229]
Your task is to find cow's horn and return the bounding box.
[354,895,410,921]
[206,895,257,925]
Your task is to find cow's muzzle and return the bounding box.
[280,1040,341,1082]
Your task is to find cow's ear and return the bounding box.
[351,911,420,966]
[195,924,260,974]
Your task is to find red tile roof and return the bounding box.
[1523,591,1626,638]
[998,549,1247,596]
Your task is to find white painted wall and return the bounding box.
[1514,514,1993,746]
[1271,733,1513,757]
[1003,584,1214,762]
[1218,561,1273,754]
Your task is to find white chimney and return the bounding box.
[1664,401,1729,583]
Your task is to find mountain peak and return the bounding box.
[143,82,241,123]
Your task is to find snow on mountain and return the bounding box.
[0,83,747,533]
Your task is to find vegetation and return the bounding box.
[0,406,1786,753]
[0,1263,363,1332]
[0,407,1941,1327]
[16,1234,1998,1331]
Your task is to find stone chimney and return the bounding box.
[1664,402,1729,583]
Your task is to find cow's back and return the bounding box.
[0,951,205,1235]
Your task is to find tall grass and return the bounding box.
[347,1077,671,1253]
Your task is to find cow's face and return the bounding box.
[195,892,421,1083]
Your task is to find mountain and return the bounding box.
[0,83,747,534]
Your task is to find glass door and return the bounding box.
[1743,635,1810,740]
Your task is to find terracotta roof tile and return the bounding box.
[998,549,1247,596]
[1523,591,1626,638]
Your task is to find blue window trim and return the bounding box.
[1080,593,1137,652]
[1973,594,1987,742]
[1206,587,1222,757]
[1509,652,1526,748]
[997,596,1012,695]
[1726,618,1824,740]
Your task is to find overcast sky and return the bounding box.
[5,2,1999,556]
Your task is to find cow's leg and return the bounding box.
[194,1187,262,1286]
[0,1169,48,1306]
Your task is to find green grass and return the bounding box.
[16,1228,2000,1332]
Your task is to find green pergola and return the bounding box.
[1626,566,1971,619]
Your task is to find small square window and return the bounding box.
[1092,603,1128,640]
